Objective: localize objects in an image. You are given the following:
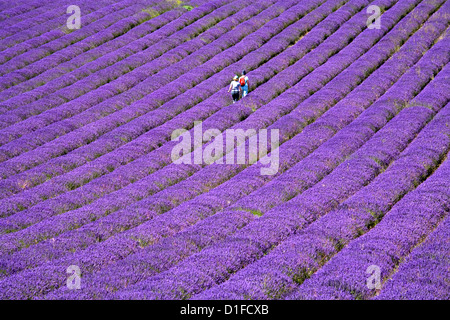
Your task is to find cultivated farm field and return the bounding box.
[0,0,448,300]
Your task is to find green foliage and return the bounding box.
[142,8,160,19]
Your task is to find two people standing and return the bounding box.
[228,70,249,103]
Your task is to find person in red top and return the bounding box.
[239,70,249,98]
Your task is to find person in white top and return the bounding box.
[228,75,242,103]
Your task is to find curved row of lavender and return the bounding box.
[0,0,448,300]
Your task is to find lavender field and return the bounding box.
[0,0,448,300]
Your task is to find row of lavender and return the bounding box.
[0,0,446,300]
[0,0,448,299]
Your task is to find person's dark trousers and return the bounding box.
[232,91,239,103]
